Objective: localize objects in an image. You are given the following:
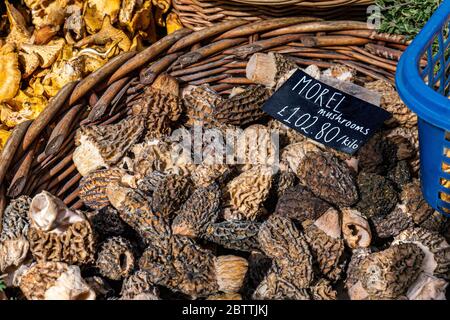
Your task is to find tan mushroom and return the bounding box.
[83,0,121,34]
[20,38,65,69]
[342,208,372,249]
[19,262,95,300]
[0,44,21,102]
[75,16,131,52]
[5,2,31,48]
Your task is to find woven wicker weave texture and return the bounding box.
[173,0,373,30]
[0,18,407,211]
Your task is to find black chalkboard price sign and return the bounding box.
[262,69,392,154]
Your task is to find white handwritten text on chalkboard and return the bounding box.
[262,69,391,154]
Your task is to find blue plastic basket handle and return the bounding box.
[396,0,450,216]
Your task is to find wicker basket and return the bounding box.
[0,18,407,212]
[173,0,373,30]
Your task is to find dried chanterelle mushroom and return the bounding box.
[0,0,179,151]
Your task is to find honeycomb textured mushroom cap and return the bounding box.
[224,165,273,221]
[304,212,344,282]
[96,236,135,281]
[252,264,311,300]
[365,80,417,128]
[311,279,337,300]
[258,215,314,289]
[204,220,261,252]
[151,174,193,218]
[28,219,95,265]
[359,243,424,299]
[0,196,31,273]
[120,270,159,300]
[0,196,31,241]
[275,184,330,224]
[214,255,248,293]
[89,206,128,240]
[172,183,221,238]
[139,236,218,298]
[296,151,358,207]
[372,205,414,239]
[19,261,95,300]
[107,183,172,242]
[182,85,224,128]
[393,228,450,279]
[79,168,124,210]
[212,85,272,126]
[131,74,181,139]
[355,172,398,218]
[73,116,145,176]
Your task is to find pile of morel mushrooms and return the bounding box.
[0,50,449,300]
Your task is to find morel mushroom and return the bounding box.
[151,174,194,218]
[357,132,397,175]
[345,248,372,300]
[213,86,272,127]
[295,149,358,207]
[355,172,398,218]
[270,167,297,199]
[401,180,447,232]
[342,208,372,249]
[131,138,194,179]
[365,80,417,128]
[172,183,221,238]
[252,264,311,300]
[106,183,171,242]
[204,220,261,252]
[274,184,330,224]
[236,124,279,171]
[393,228,450,279]
[89,206,129,240]
[258,215,314,289]
[303,208,345,281]
[387,160,412,189]
[311,279,337,300]
[19,261,95,300]
[0,196,31,273]
[79,168,124,210]
[27,191,95,265]
[131,74,182,139]
[182,85,224,128]
[358,243,424,299]
[224,165,273,221]
[139,235,248,298]
[96,237,135,281]
[120,270,160,300]
[372,205,414,239]
[73,115,145,176]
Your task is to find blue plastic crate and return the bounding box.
[397,1,450,217]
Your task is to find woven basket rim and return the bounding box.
[0,18,407,211]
